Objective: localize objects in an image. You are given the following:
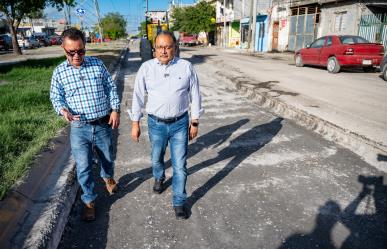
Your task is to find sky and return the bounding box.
[45,0,196,34]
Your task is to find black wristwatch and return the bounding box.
[112,109,120,113]
[191,122,199,127]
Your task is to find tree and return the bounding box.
[171,1,215,44]
[137,21,146,37]
[0,0,75,55]
[97,12,126,40]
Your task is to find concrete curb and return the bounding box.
[0,43,129,249]
[0,127,76,249]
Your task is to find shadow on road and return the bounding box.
[182,54,218,65]
[120,118,252,199]
[377,154,387,162]
[278,175,387,249]
[184,117,283,216]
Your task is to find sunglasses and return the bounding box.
[64,48,86,56]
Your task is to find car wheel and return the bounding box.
[295,54,304,67]
[363,66,375,73]
[327,56,340,73]
[383,65,387,81]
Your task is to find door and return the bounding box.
[255,15,268,52]
[272,21,279,51]
[303,37,326,64]
[288,6,320,51]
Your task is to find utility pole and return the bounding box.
[223,0,227,48]
[145,0,148,38]
[247,0,253,49]
[93,0,103,44]
[251,0,257,52]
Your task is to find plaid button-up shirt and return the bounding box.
[50,56,120,122]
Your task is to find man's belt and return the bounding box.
[148,112,187,124]
[87,115,110,125]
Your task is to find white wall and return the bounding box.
[268,4,290,51]
[319,3,361,37]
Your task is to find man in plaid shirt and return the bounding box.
[50,28,120,221]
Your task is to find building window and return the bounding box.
[335,12,347,32]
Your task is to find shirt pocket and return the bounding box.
[172,75,190,92]
[63,80,81,98]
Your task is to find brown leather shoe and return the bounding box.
[82,202,95,221]
[104,178,118,195]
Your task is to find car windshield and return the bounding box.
[339,36,370,44]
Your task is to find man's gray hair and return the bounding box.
[155,31,177,45]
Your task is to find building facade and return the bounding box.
[216,0,387,52]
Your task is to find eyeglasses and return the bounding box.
[155,45,174,51]
[64,48,86,56]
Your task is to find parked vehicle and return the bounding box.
[295,35,384,73]
[179,33,199,46]
[381,55,387,81]
[17,36,40,49]
[33,33,51,46]
[49,35,62,45]
[0,34,13,50]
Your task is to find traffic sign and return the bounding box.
[76,8,85,16]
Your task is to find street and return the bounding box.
[58,43,387,249]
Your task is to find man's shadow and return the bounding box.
[113,119,251,201]
[278,175,387,249]
[278,200,341,249]
[183,117,283,214]
[65,119,252,249]
[339,175,387,249]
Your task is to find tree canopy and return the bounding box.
[97,12,127,40]
[170,1,215,35]
[0,0,75,55]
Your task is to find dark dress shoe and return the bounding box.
[174,206,188,220]
[153,179,164,194]
[82,202,95,221]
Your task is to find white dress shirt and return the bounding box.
[131,57,204,121]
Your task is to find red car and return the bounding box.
[295,35,384,73]
[179,33,199,46]
[49,35,62,45]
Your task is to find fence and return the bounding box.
[359,14,387,49]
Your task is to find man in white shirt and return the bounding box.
[131,31,203,219]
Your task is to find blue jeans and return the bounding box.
[148,113,189,207]
[70,121,114,204]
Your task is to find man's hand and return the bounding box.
[131,121,141,142]
[189,120,199,141]
[61,108,80,122]
[109,111,120,129]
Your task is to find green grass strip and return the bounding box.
[0,57,68,199]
